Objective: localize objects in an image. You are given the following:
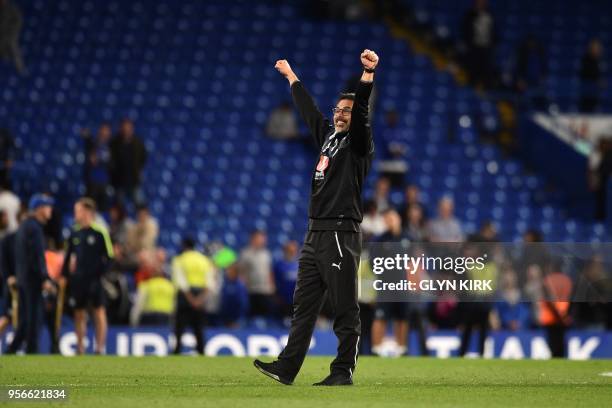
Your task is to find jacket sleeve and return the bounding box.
[349,80,374,156]
[98,231,112,276]
[291,81,331,148]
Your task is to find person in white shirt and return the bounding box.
[0,187,20,233]
[361,200,387,239]
[427,196,465,242]
[239,230,275,318]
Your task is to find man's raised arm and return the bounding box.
[275,59,330,148]
[349,49,379,156]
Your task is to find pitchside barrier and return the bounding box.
[1,328,610,359]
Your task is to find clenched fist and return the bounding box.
[361,49,379,71]
[275,59,293,77]
[275,59,299,85]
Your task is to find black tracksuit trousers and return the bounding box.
[278,230,361,379]
[8,284,43,354]
[174,289,205,355]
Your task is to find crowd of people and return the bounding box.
[0,187,299,354]
[0,118,609,359]
[0,170,609,357]
[0,0,609,358]
[357,177,610,357]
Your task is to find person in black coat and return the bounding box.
[6,194,55,354]
[109,119,147,207]
[579,39,606,113]
[462,0,497,89]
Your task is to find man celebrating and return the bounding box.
[254,49,378,386]
[62,197,113,354]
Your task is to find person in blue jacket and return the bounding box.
[219,261,249,328]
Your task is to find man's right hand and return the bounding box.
[275,59,298,85]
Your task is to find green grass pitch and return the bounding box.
[1,356,611,407]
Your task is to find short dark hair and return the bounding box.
[525,229,543,242]
[181,237,195,251]
[77,197,97,213]
[250,229,266,238]
[336,93,355,104]
[136,203,149,213]
[364,199,377,213]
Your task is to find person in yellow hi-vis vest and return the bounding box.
[459,243,498,357]
[171,237,215,355]
[130,250,175,326]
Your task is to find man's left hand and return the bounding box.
[361,49,379,70]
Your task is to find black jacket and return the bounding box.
[15,217,49,287]
[109,135,147,188]
[62,225,113,281]
[291,79,374,231]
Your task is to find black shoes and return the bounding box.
[253,359,294,385]
[312,373,353,386]
[253,360,353,386]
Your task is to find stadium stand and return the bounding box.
[1,0,610,258]
[406,0,612,111]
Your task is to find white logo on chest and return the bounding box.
[322,133,347,158]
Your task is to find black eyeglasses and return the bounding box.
[332,107,352,116]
